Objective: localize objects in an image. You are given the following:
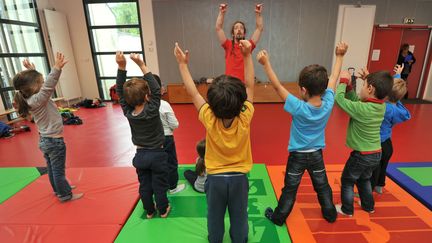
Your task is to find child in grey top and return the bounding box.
[13,53,83,202]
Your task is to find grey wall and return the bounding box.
[153,0,432,84]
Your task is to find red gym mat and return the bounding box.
[267,164,432,243]
[0,167,139,243]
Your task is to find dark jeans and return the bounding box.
[271,150,336,225]
[205,173,249,243]
[184,169,199,192]
[39,137,72,201]
[401,74,409,98]
[341,151,381,215]
[371,139,393,188]
[164,135,179,190]
[133,148,169,215]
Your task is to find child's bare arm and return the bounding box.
[240,40,255,103]
[328,42,348,91]
[215,4,228,45]
[174,43,206,110]
[257,50,289,100]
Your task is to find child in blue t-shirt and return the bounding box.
[257,42,348,225]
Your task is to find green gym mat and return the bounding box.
[398,167,432,186]
[115,164,291,243]
[0,167,41,204]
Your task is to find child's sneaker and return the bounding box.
[20,125,31,132]
[374,186,383,194]
[357,200,375,214]
[335,204,352,217]
[169,184,186,194]
[160,205,171,218]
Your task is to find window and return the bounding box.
[83,0,145,100]
[0,0,49,115]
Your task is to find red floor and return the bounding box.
[1,103,431,168]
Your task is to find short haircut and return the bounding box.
[388,78,407,102]
[298,64,329,96]
[123,78,149,107]
[365,71,394,100]
[207,75,247,119]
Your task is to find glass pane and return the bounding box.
[1,90,16,111]
[88,2,138,26]
[100,79,116,100]
[0,24,44,53]
[92,28,141,52]
[96,54,144,77]
[0,0,37,23]
[0,56,48,88]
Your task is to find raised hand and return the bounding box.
[256,50,269,65]
[394,63,404,75]
[239,40,252,56]
[340,70,351,82]
[335,42,348,56]
[174,42,189,64]
[22,59,35,70]
[115,51,126,70]
[357,67,369,80]
[129,53,145,68]
[255,3,263,13]
[54,52,68,70]
[219,3,227,13]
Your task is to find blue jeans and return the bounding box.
[133,148,169,215]
[205,173,249,243]
[164,135,179,190]
[341,151,381,215]
[39,137,72,201]
[271,150,336,225]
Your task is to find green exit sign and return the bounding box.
[404,17,415,24]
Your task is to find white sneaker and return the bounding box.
[335,204,352,217]
[169,184,186,194]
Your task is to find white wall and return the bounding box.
[36,0,159,99]
[423,59,432,101]
[139,0,159,76]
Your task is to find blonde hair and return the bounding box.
[123,78,149,107]
[388,78,407,102]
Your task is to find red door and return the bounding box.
[368,25,431,98]
[368,27,403,73]
[400,29,431,98]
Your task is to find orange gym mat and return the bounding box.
[267,164,432,243]
[0,167,139,243]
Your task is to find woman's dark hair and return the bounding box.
[400,43,409,52]
[13,70,43,118]
[207,75,247,119]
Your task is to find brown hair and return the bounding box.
[195,139,206,176]
[12,70,43,118]
[298,64,329,97]
[123,78,149,107]
[230,21,246,56]
[388,78,407,102]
